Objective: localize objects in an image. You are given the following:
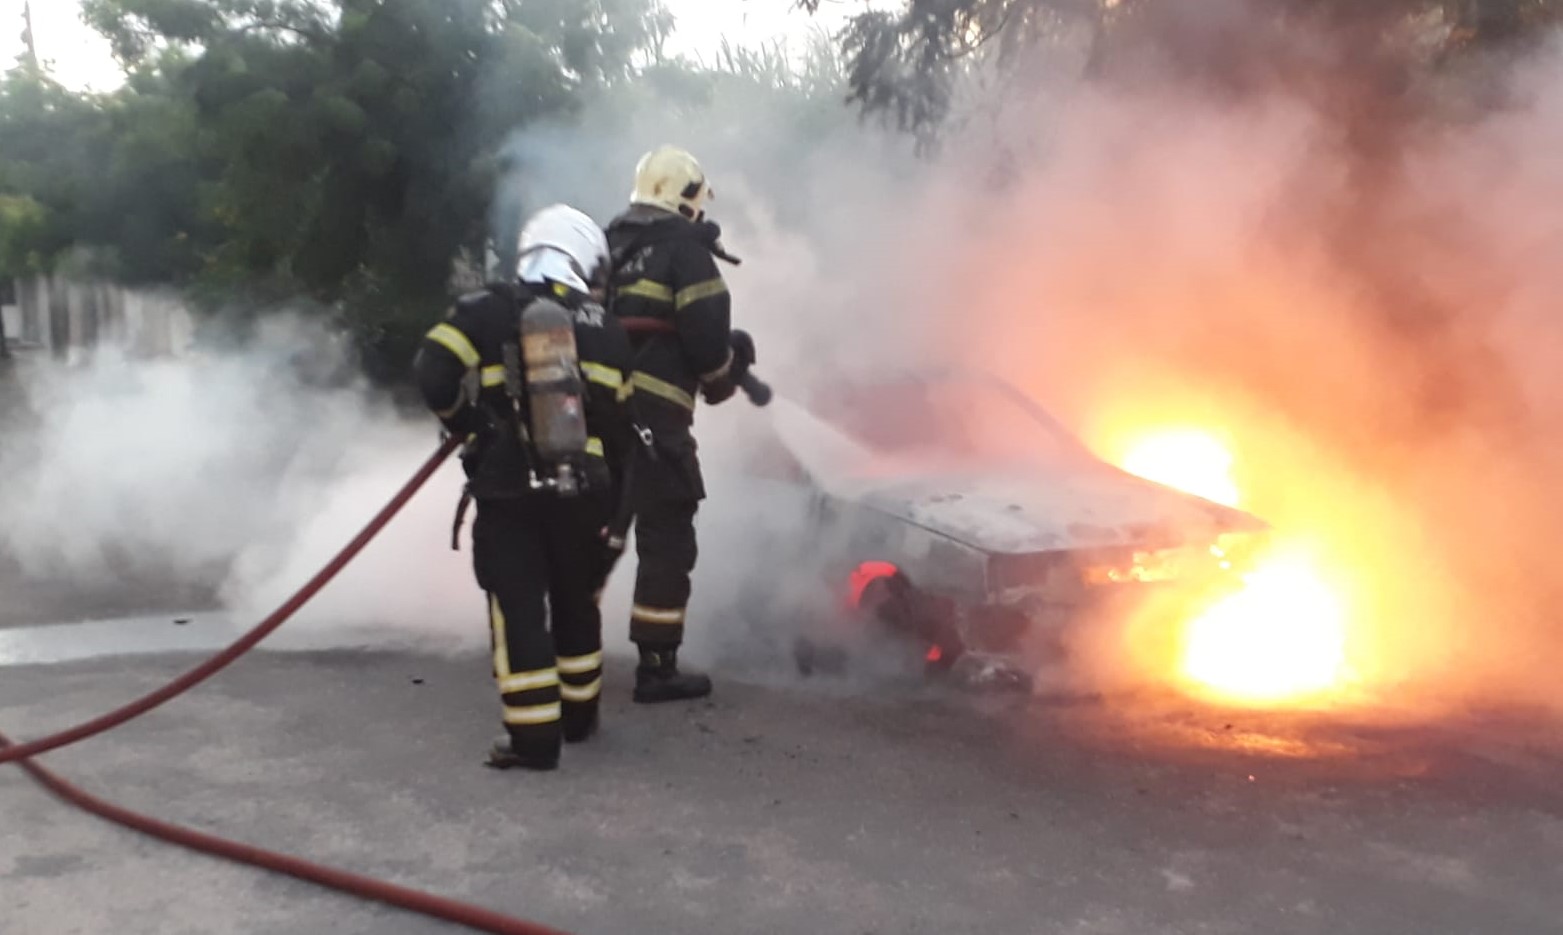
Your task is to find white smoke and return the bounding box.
[0,315,362,576]
[8,7,1563,717]
[0,311,483,650]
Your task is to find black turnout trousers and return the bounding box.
[625,444,702,651]
[471,492,613,758]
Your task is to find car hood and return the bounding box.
[848,464,1267,555]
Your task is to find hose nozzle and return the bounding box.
[739,371,772,407]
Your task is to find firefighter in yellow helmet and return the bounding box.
[604,146,757,703]
[415,204,635,770]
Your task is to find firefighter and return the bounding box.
[414,204,634,771]
[605,145,757,704]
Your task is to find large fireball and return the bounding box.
[1180,552,1349,705]
[1118,431,1352,708]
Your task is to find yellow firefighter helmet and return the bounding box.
[630,145,712,220]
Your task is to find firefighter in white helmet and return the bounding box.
[603,146,758,703]
[415,204,635,770]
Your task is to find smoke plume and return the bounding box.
[6,4,1563,720]
[934,10,1563,714]
[0,312,481,648]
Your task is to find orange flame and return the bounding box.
[1178,551,1349,705]
[1117,431,1353,708]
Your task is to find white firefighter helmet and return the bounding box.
[515,203,609,294]
[630,145,712,219]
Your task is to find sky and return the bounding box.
[0,0,882,92]
[1,0,119,91]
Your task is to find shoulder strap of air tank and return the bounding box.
[599,234,663,466]
[484,280,527,307]
[606,228,652,319]
[608,222,692,280]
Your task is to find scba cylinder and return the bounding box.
[520,299,588,462]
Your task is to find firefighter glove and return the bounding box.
[598,525,628,581]
[730,329,756,373]
[450,411,496,474]
[700,378,737,406]
[441,404,489,440]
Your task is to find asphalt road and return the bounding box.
[0,566,219,629]
[3,630,1562,935]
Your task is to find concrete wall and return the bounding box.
[0,304,17,350]
[5,274,194,360]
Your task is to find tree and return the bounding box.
[72,0,670,378]
[7,0,864,381]
[0,194,52,277]
[81,0,337,66]
[0,73,113,272]
[808,0,1563,136]
[0,192,30,358]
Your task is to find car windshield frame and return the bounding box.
[807,369,1100,471]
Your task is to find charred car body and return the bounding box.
[733,370,1269,690]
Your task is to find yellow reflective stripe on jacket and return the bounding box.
[558,651,603,675]
[675,278,728,310]
[619,279,674,303]
[560,679,602,703]
[503,702,562,726]
[498,668,558,695]
[630,372,695,411]
[581,361,623,391]
[586,437,604,458]
[480,365,505,388]
[426,323,480,369]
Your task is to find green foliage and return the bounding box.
[81,0,333,66]
[0,194,52,276]
[0,75,111,276]
[3,0,678,379]
[0,0,860,380]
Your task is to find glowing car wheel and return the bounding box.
[790,561,966,678]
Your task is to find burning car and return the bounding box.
[732,370,1271,690]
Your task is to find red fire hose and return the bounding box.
[0,733,572,935]
[0,435,575,935]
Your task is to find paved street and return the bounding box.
[3,619,1562,935]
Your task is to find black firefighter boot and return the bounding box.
[634,647,712,703]
[486,735,560,771]
[562,704,599,744]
